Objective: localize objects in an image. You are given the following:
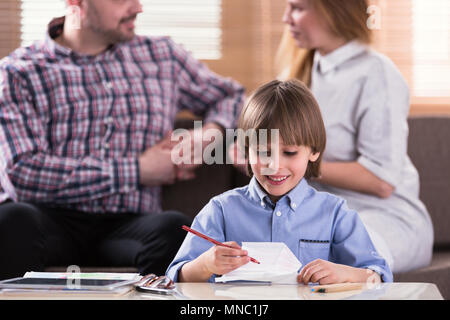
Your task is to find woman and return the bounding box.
[275,0,433,273]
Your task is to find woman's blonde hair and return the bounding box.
[238,79,326,179]
[275,0,371,86]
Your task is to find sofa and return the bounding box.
[391,116,450,299]
[47,116,450,299]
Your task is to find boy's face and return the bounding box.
[249,138,320,203]
[80,0,143,43]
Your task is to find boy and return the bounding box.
[166,79,392,284]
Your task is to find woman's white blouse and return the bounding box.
[308,41,433,264]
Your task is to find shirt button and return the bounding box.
[276,211,282,217]
[291,202,297,209]
[104,81,113,90]
[103,143,110,149]
[260,201,265,207]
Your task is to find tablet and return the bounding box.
[0,277,137,291]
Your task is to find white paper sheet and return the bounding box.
[215,242,302,284]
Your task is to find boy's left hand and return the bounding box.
[297,259,352,285]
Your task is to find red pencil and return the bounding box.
[182,225,260,264]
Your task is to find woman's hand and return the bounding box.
[297,259,380,285]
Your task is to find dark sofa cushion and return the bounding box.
[407,116,450,247]
[162,163,234,218]
[394,249,450,299]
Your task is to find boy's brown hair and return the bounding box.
[237,79,326,179]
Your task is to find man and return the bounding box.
[0,0,244,279]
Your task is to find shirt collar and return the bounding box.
[247,176,310,212]
[314,40,368,74]
[248,176,271,205]
[44,16,72,59]
[43,16,124,63]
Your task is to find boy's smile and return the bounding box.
[266,174,290,185]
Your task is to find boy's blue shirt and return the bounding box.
[166,176,393,283]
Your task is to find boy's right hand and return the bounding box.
[199,241,251,276]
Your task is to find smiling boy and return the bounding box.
[166,79,392,284]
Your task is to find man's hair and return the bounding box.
[237,79,326,179]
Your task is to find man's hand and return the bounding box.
[138,131,178,186]
[173,122,224,179]
[139,123,225,186]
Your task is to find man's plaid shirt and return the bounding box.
[0,18,244,213]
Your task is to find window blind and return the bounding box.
[369,0,450,105]
[411,0,450,97]
[137,0,221,60]
[20,0,65,45]
[0,0,21,59]
[19,0,221,60]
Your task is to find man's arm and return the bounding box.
[168,38,245,131]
